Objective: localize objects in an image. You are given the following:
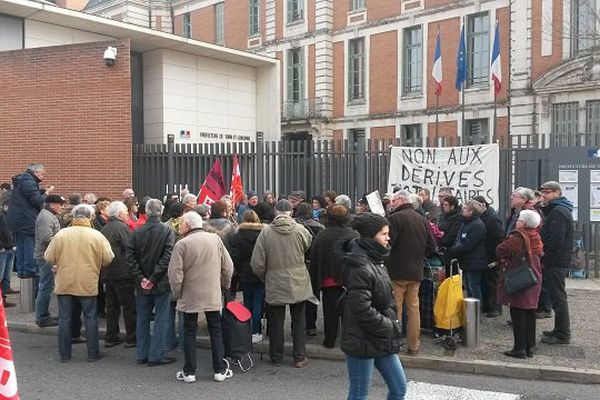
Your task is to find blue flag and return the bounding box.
[455,24,467,91]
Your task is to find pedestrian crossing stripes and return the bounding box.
[406,381,520,400]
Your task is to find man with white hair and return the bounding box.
[335,194,352,211]
[168,212,234,383]
[126,198,176,366]
[385,190,436,356]
[182,193,198,213]
[100,201,136,348]
[506,187,536,236]
[123,188,135,199]
[45,204,114,362]
[251,199,313,368]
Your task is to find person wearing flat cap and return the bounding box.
[340,213,407,399]
[537,181,573,345]
[34,194,66,327]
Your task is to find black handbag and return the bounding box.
[504,231,538,295]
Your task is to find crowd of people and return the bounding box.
[0,163,576,400]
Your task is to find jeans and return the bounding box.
[346,353,407,400]
[463,270,483,301]
[509,307,536,353]
[545,267,571,339]
[105,279,137,344]
[166,301,184,351]
[322,286,344,348]
[240,282,265,334]
[267,302,306,363]
[392,280,420,352]
[182,311,226,375]
[0,250,14,295]
[35,259,55,324]
[136,291,170,363]
[537,271,553,313]
[57,295,99,360]
[14,232,37,277]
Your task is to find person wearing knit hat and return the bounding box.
[340,213,407,399]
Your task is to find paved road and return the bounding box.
[9,332,597,399]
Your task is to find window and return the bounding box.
[350,0,365,11]
[586,100,600,135]
[0,14,24,51]
[287,0,304,23]
[348,38,365,102]
[552,102,579,146]
[401,125,422,147]
[287,48,305,102]
[249,0,260,36]
[215,3,225,45]
[466,119,489,144]
[182,12,191,39]
[467,13,489,86]
[403,26,423,95]
[571,0,596,55]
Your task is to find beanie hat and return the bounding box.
[46,195,66,204]
[352,213,389,239]
[327,204,351,226]
[246,190,258,199]
[275,199,293,212]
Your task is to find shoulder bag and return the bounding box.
[504,231,538,295]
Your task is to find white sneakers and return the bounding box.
[176,370,196,383]
[214,358,233,382]
[252,333,263,343]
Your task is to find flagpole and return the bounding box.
[492,20,499,143]
[435,93,440,146]
[461,82,465,145]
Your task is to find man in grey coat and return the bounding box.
[34,194,65,327]
[251,199,313,368]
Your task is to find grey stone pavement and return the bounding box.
[5,276,600,384]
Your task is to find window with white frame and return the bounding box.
[215,3,225,45]
[287,48,305,102]
[287,0,304,23]
[249,0,260,36]
[348,38,365,102]
[403,26,423,95]
[182,12,191,39]
[571,0,597,56]
[552,102,579,145]
[401,125,422,147]
[466,119,489,144]
[586,100,600,135]
[350,0,365,11]
[0,14,23,51]
[467,12,489,87]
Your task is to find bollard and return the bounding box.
[19,277,37,313]
[462,297,480,348]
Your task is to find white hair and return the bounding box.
[390,190,411,202]
[182,193,198,204]
[181,211,203,229]
[513,187,534,201]
[107,201,128,219]
[409,193,422,209]
[145,198,163,217]
[72,204,95,219]
[27,163,45,172]
[335,194,352,210]
[518,210,541,229]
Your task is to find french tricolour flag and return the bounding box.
[490,22,502,95]
[432,31,442,95]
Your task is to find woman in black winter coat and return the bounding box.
[228,210,264,343]
[437,195,462,276]
[341,213,406,400]
[449,199,488,300]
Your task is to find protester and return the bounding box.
[123,188,135,199]
[100,201,137,348]
[310,205,358,348]
[437,195,462,274]
[0,183,11,209]
[335,194,352,211]
[0,201,16,307]
[205,201,236,242]
[45,204,114,362]
[8,163,54,278]
[448,199,487,300]
[262,190,275,207]
[386,190,436,356]
[355,194,370,214]
[311,195,327,221]
[124,197,139,231]
[83,193,98,205]
[506,187,536,236]
[418,188,440,222]
[341,213,406,400]
[58,193,81,228]
[251,199,313,368]
[168,212,234,383]
[34,194,65,327]
[94,200,111,230]
[228,210,265,343]
[288,190,307,218]
[253,201,275,223]
[126,199,176,366]
[181,194,197,213]
[436,187,453,226]
[322,190,337,207]
[496,210,543,359]
[538,181,573,345]
[194,204,210,220]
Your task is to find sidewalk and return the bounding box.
[6,278,600,384]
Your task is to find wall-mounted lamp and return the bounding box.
[103,46,118,67]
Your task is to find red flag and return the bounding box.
[197,160,227,206]
[0,296,19,400]
[230,155,244,206]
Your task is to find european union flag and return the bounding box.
[455,24,467,91]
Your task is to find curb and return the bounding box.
[9,321,600,384]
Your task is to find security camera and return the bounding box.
[103,46,117,67]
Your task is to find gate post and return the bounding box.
[256,131,265,195]
[167,134,175,195]
[355,130,367,203]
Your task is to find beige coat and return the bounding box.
[45,219,114,296]
[251,215,314,305]
[168,228,234,313]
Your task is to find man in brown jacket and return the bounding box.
[168,211,234,383]
[45,204,114,362]
[385,190,436,356]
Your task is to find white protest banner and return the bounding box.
[388,143,499,206]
